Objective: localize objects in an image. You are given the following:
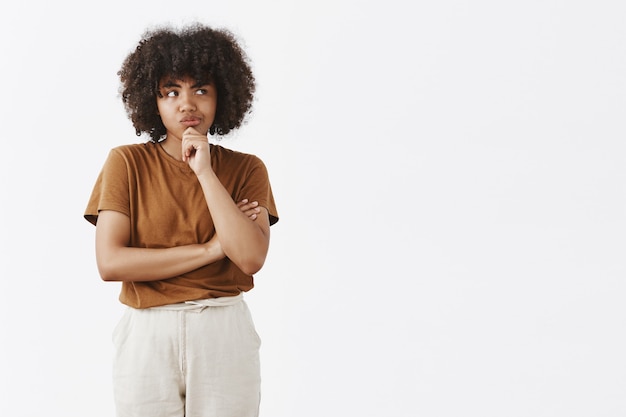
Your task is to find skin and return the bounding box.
[95,76,270,282]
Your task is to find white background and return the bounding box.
[1,1,625,416]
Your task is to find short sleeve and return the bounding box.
[237,156,279,226]
[84,149,131,226]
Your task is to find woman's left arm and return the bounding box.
[183,128,271,275]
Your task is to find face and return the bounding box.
[156,76,218,140]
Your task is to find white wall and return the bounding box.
[1,1,624,416]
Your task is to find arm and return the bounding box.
[183,128,271,275]
[95,199,262,282]
[95,210,223,282]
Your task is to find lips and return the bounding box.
[181,117,201,127]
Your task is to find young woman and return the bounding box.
[84,23,278,417]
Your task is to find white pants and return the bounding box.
[112,294,261,417]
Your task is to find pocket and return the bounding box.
[112,307,132,348]
[240,301,262,348]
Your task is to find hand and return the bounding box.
[237,199,261,221]
[182,127,212,174]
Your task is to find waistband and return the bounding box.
[147,293,244,312]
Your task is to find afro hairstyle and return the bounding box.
[118,23,255,141]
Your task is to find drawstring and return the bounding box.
[148,293,244,313]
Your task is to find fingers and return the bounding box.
[237,199,261,221]
[182,127,209,162]
[237,199,259,210]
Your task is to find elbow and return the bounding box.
[237,255,266,276]
[96,259,122,282]
[98,268,119,282]
[225,240,269,276]
[95,245,126,281]
[99,272,119,282]
[240,261,264,276]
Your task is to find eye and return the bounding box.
[195,88,208,95]
[166,90,178,97]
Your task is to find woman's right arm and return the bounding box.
[95,210,224,282]
[95,199,261,282]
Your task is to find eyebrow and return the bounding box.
[160,79,211,89]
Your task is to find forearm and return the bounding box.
[196,170,270,275]
[97,237,224,282]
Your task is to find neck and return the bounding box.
[159,138,183,161]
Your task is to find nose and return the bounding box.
[179,92,196,112]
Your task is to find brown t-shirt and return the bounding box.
[84,141,278,308]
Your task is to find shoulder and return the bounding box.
[211,143,258,160]
[211,144,264,167]
[106,142,159,167]
[110,142,157,158]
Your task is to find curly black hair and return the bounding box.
[118,23,255,140]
